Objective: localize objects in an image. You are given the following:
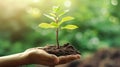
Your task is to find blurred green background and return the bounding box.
[0,0,120,58]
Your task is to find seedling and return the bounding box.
[39,6,78,48]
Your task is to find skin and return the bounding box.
[0,47,80,67]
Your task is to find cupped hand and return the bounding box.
[24,47,59,66]
[24,47,80,66]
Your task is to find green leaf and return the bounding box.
[59,16,74,25]
[39,23,56,28]
[59,10,69,17]
[52,6,60,13]
[61,25,78,30]
[44,14,55,21]
[50,22,59,28]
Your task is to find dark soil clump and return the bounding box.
[71,48,120,67]
[42,43,80,56]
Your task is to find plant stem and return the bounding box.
[55,14,60,48]
[56,28,60,48]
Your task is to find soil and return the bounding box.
[42,43,80,56]
[68,48,120,67]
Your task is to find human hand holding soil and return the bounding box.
[24,47,80,66]
[0,47,80,67]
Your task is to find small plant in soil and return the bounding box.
[39,6,78,48]
[38,6,80,61]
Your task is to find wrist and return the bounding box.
[19,52,30,65]
[22,50,36,64]
[0,53,29,67]
[21,52,33,65]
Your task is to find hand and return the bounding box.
[24,47,59,66]
[23,47,80,66]
[58,54,80,64]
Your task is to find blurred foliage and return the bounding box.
[0,0,120,57]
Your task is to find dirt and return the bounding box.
[68,48,120,67]
[42,43,80,56]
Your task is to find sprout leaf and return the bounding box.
[59,16,74,25]
[61,25,78,30]
[44,14,55,21]
[39,23,56,28]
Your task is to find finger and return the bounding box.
[25,47,45,52]
[58,55,81,64]
[40,55,59,66]
[25,48,36,52]
[36,46,52,49]
[37,50,59,65]
[24,47,44,52]
[44,54,59,64]
[36,47,45,49]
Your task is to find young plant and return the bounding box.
[39,6,78,48]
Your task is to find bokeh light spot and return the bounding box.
[64,0,71,7]
[111,0,118,6]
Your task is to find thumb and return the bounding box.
[47,54,59,64]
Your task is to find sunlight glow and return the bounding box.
[27,8,41,18]
[32,0,41,3]
[64,0,71,7]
